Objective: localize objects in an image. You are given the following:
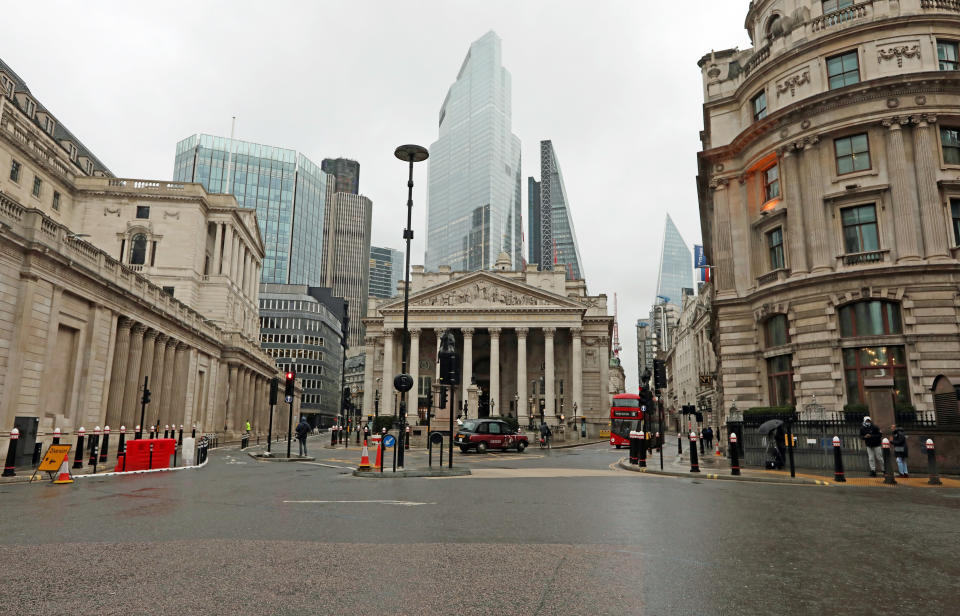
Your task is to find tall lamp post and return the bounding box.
[393,144,429,471]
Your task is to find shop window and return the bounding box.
[843,346,909,406]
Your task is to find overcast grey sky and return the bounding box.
[5,0,751,388]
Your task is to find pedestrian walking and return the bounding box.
[892,425,909,478]
[295,416,310,456]
[245,420,251,435]
[704,426,714,449]
[859,416,884,477]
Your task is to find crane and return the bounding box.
[612,293,623,358]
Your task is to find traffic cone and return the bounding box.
[373,436,382,469]
[53,458,73,484]
[358,439,371,471]
[715,440,722,457]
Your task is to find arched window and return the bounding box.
[130,234,147,265]
[766,14,781,39]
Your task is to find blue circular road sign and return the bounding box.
[383,435,396,448]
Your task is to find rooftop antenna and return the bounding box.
[612,293,622,358]
[224,116,236,194]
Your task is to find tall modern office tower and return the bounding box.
[530,140,584,280]
[527,177,540,267]
[174,135,330,286]
[321,192,372,349]
[655,214,694,305]
[425,30,522,272]
[369,246,404,299]
[321,158,360,195]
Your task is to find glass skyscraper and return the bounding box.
[656,214,694,305]
[173,134,330,286]
[425,31,522,272]
[368,246,404,299]
[529,140,584,280]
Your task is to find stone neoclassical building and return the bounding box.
[361,255,614,434]
[697,0,960,426]
[0,57,283,462]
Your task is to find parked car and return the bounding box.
[455,418,528,453]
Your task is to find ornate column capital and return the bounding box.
[882,116,907,130]
[165,336,178,348]
[570,327,583,338]
[911,113,937,127]
[598,335,610,345]
[154,333,168,345]
[131,322,146,335]
[143,328,159,341]
[117,316,134,331]
[409,327,421,337]
[462,327,475,337]
[488,327,501,336]
[364,336,377,347]
[176,341,190,351]
[515,327,529,337]
[543,327,556,337]
[709,177,729,191]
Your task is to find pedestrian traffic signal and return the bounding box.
[269,377,279,405]
[284,371,295,398]
[141,387,151,405]
[653,359,666,390]
[440,387,448,408]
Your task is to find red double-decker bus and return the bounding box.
[609,393,643,449]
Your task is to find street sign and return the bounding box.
[38,444,71,472]
[383,435,396,448]
[285,395,293,403]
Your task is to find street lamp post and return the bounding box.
[392,144,429,472]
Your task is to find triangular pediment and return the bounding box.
[378,271,586,312]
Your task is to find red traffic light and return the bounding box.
[285,371,295,380]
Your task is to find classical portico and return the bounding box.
[362,265,613,435]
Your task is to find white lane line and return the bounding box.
[297,461,357,470]
[283,500,435,506]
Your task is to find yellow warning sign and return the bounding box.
[38,444,72,472]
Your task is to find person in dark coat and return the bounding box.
[860,416,883,477]
[295,417,310,456]
[892,425,909,478]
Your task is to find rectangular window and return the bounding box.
[767,227,785,270]
[150,241,157,266]
[52,191,60,211]
[767,354,794,406]
[751,90,767,121]
[941,127,960,165]
[938,41,959,70]
[827,50,860,90]
[136,206,150,219]
[841,204,879,253]
[162,286,175,296]
[32,176,41,198]
[843,346,909,406]
[764,165,780,202]
[765,314,790,348]
[9,159,21,182]
[952,199,960,246]
[823,0,854,13]
[835,133,870,174]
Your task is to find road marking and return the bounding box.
[283,500,434,506]
[298,461,357,470]
[467,468,624,479]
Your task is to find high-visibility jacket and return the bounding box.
[245,421,251,432]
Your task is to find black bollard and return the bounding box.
[73,428,86,470]
[149,425,155,440]
[699,430,705,455]
[638,432,647,468]
[52,428,61,445]
[882,438,896,485]
[729,433,741,476]
[99,426,110,464]
[178,425,183,447]
[87,427,101,466]
[405,426,410,451]
[331,426,337,447]
[832,436,846,482]
[925,439,942,486]
[191,425,196,439]
[628,431,640,465]
[689,431,700,473]
[677,432,682,455]
[135,424,142,440]
[117,426,127,459]
[2,428,19,477]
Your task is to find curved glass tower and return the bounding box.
[425,31,523,272]
[656,214,693,305]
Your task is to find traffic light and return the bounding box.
[342,387,350,410]
[284,370,295,399]
[437,329,460,386]
[440,387,448,409]
[638,386,654,414]
[340,301,350,348]
[269,377,279,405]
[653,359,666,390]
[142,387,151,405]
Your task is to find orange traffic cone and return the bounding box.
[373,435,382,469]
[358,439,371,471]
[715,440,722,457]
[53,459,73,484]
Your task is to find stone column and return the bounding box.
[212,223,224,275]
[159,337,177,428]
[884,117,922,262]
[381,329,394,416]
[435,334,442,381]
[105,317,133,428]
[150,334,168,424]
[221,226,233,277]
[571,327,583,421]
[120,323,146,428]
[516,328,528,426]
[599,335,610,410]
[408,328,420,420]
[362,336,376,417]
[781,146,808,274]
[912,115,952,260]
[711,179,735,292]
[170,343,191,429]
[489,328,501,416]
[226,364,239,433]
[137,329,158,427]
[800,137,831,272]
[461,328,474,404]
[544,327,556,419]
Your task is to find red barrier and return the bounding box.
[114,438,176,472]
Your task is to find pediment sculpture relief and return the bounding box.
[414,282,549,307]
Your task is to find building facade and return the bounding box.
[527,176,541,267]
[636,319,655,387]
[362,257,614,434]
[664,289,717,429]
[321,157,360,195]
[425,31,523,273]
[258,285,346,425]
[321,192,372,349]
[174,134,331,286]
[369,246,404,299]
[344,352,365,420]
[697,0,960,428]
[0,61,284,463]
[530,140,585,280]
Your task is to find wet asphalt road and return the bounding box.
[1,442,958,615]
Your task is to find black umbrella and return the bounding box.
[757,419,784,434]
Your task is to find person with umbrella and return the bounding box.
[757,419,785,469]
